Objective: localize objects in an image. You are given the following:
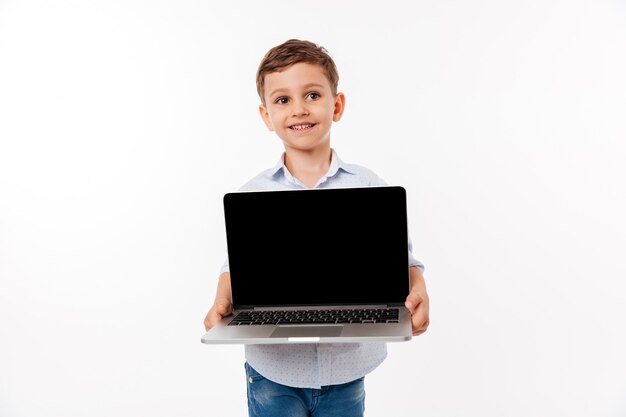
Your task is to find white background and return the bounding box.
[1,1,625,416]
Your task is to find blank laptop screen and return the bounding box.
[223,186,411,308]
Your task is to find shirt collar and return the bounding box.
[269,148,357,180]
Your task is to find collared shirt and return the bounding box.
[219,148,424,388]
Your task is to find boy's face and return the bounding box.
[259,63,345,153]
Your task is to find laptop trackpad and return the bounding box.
[271,326,343,338]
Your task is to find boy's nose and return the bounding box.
[291,100,309,117]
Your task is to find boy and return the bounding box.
[204,39,429,417]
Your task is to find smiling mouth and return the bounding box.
[289,123,316,131]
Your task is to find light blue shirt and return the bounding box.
[219,148,424,388]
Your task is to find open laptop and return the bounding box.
[201,185,413,345]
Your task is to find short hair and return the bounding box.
[256,39,339,105]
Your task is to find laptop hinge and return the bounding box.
[253,305,390,311]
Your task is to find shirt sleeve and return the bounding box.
[219,257,229,275]
[407,233,425,272]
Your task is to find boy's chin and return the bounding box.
[281,140,331,153]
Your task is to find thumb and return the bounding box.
[405,291,423,313]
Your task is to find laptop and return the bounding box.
[201,185,413,345]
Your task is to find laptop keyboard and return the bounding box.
[228,308,399,326]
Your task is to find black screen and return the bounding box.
[224,186,410,308]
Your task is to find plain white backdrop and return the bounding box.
[1,1,625,416]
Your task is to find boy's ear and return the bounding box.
[333,92,346,122]
[258,104,275,131]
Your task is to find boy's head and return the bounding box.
[256,39,346,154]
[256,39,339,106]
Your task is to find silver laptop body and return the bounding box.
[201,186,413,345]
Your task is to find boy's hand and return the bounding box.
[405,288,430,336]
[204,298,233,331]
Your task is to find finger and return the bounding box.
[412,304,428,325]
[411,313,430,336]
[206,313,222,331]
[204,305,228,331]
[205,309,220,330]
[204,313,213,331]
[412,316,429,332]
[413,328,427,336]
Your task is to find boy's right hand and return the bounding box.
[203,298,233,331]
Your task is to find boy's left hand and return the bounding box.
[405,288,430,336]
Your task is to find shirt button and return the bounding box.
[249,377,253,384]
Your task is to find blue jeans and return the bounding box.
[245,362,366,417]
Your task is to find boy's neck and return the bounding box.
[284,146,332,189]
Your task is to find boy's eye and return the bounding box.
[275,97,289,104]
[306,92,320,101]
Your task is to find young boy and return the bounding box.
[204,39,430,417]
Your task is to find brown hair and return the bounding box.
[256,39,339,105]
